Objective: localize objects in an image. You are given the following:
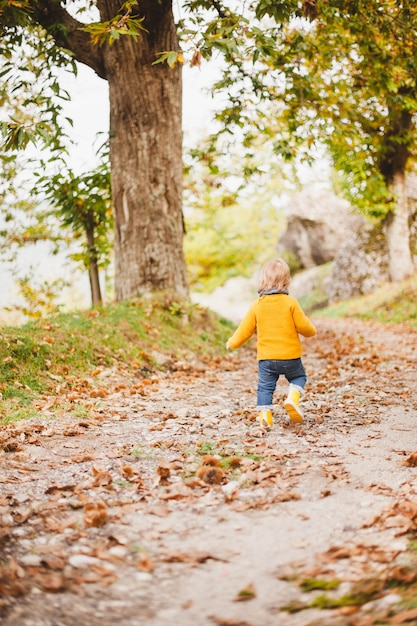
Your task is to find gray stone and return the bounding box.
[278,188,363,269]
[328,221,390,302]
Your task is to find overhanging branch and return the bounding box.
[30,0,107,79]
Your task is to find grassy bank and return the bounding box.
[314,275,417,326]
[1,276,416,424]
[0,294,234,423]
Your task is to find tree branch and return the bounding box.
[30,0,107,79]
[210,0,227,19]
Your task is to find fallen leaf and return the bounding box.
[162,551,227,566]
[147,504,170,517]
[159,483,194,500]
[390,607,417,624]
[404,453,417,467]
[84,501,108,528]
[28,570,66,592]
[138,552,154,572]
[210,617,254,626]
[91,466,113,487]
[197,466,223,485]
[156,464,171,483]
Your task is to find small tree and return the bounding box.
[39,160,113,307]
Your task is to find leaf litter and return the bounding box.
[1,318,417,625]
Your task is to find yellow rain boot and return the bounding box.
[284,384,303,423]
[258,409,273,427]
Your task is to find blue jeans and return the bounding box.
[257,358,306,408]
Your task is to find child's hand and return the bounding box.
[226,341,231,351]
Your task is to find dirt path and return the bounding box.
[1,318,417,626]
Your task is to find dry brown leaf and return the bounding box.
[389,607,417,624]
[43,515,79,533]
[28,570,66,592]
[156,464,171,483]
[138,552,154,572]
[159,483,194,500]
[45,484,75,495]
[91,466,113,487]
[147,504,170,517]
[63,428,82,437]
[384,514,412,529]
[0,558,27,597]
[71,453,96,463]
[121,465,135,478]
[200,455,221,467]
[72,570,117,586]
[210,617,254,626]
[162,550,226,566]
[197,466,223,485]
[386,565,417,585]
[404,453,417,467]
[90,388,109,398]
[1,439,22,452]
[83,501,108,528]
[41,555,66,571]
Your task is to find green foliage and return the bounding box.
[309,576,384,609]
[153,50,184,68]
[179,1,417,225]
[0,120,55,151]
[0,25,75,154]
[0,294,233,422]
[300,578,340,592]
[80,1,148,46]
[268,1,417,219]
[7,275,68,319]
[37,147,113,280]
[184,137,291,292]
[184,193,285,291]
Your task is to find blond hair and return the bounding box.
[258,258,291,293]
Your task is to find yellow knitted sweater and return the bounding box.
[227,294,317,360]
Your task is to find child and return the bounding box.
[226,258,317,427]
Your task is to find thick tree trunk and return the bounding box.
[99,0,189,300]
[34,0,189,300]
[385,171,415,281]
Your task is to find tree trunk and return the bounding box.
[33,0,189,300]
[99,0,189,300]
[385,170,414,282]
[85,217,103,307]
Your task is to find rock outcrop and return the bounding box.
[329,182,417,302]
[328,222,390,302]
[277,188,363,269]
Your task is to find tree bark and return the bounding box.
[100,0,189,300]
[85,213,103,306]
[380,108,415,282]
[32,0,189,300]
[385,171,415,282]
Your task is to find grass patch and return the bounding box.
[0,293,234,423]
[314,275,417,326]
[300,578,341,592]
